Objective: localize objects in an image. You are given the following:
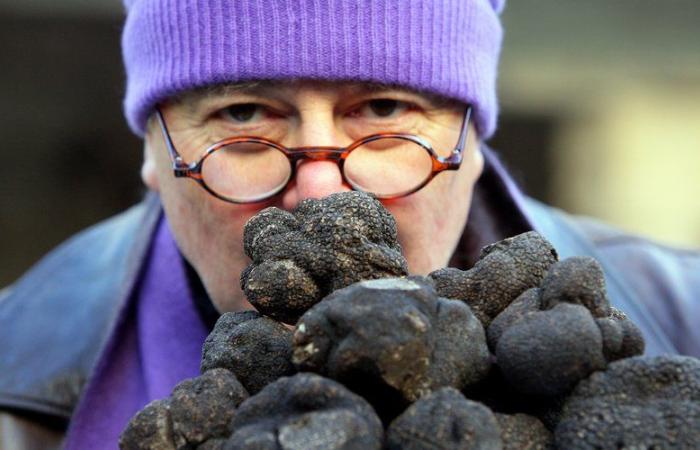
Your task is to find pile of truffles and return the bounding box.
[121,192,700,449]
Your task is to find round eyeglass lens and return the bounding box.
[344,137,433,198]
[201,141,292,202]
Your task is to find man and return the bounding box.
[1,0,698,448]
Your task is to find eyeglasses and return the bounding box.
[155,104,472,204]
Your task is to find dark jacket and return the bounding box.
[1,157,699,448]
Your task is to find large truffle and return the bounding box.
[429,231,558,326]
[200,311,295,394]
[555,355,700,449]
[292,277,491,416]
[385,387,502,450]
[241,191,408,323]
[223,373,383,450]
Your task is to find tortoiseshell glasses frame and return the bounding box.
[155,104,472,203]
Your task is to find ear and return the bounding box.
[141,140,160,192]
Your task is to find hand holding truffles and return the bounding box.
[120,192,700,450]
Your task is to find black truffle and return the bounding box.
[595,307,645,362]
[223,373,383,450]
[386,387,502,450]
[292,277,491,413]
[119,399,175,450]
[540,256,610,318]
[200,311,295,394]
[429,231,558,326]
[487,256,645,397]
[495,303,607,397]
[120,369,249,450]
[555,355,700,449]
[168,369,249,448]
[494,413,553,450]
[486,287,541,351]
[241,191,408,323]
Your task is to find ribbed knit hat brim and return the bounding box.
[122,0,504,138]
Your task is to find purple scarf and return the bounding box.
[64,216,211,449]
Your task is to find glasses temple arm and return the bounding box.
[454,105,472,155]
[155,107,186,167]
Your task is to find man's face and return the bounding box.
[143,80,483,313]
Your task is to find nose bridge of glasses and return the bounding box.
[287,146,347,162]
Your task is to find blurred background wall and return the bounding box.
[1,0,699,286]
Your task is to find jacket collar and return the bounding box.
[0,193,162,422]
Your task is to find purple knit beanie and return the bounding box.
[122,0,505,138]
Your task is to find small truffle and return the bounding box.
[495,413,553,450]
[386,387,502,450]
[169,369,249,448]
[429,231,558,326]
[200,311,295,394]
[595,307,645,362]
[241,191,408,323]
[540,256,610,318]
[120,399,175,450]
[486,287,541,351]
[555,355,700,449]
[224,373,383,450]
[292,277,491,412]
[496,303,607,397]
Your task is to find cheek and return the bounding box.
[157,173,270,267]
[384,173,459,236]
[381,146,483,270]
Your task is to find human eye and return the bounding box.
[352,99,412,120]
[220,103,266,123]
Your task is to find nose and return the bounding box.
[280,157,352,210]
[278,98,354,209]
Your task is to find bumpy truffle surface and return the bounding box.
[486,287,541,351]
[486,255,645,398]
[540,256,610,318]
[386,387,502,450]
[292,277,491,409]
[120,399,175,450]
[495,303,607,397]
[241,191,408,323]
[200,311,295,394]
[495,413,553,450]
[169,369,249,448]
[595,307,645,362]
[555,355,700,449]
[429,231,558,326]
[224,373,383,450]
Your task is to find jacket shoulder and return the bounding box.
[523,198,700,357]
[0,194,161,421]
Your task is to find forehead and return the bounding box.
[171,79,459,108]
